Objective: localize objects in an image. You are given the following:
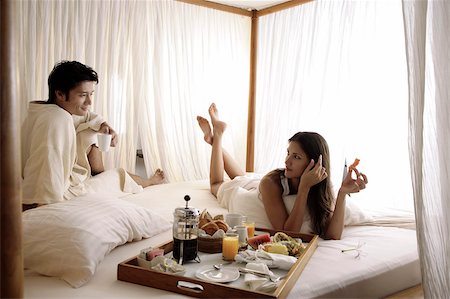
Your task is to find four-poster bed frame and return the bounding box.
[179,0,313,172]
[1,0,24,297]
[0,0,422,297]
[0,1,312,296]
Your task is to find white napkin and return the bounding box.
[235,249,297,270]
[244,263,277,292]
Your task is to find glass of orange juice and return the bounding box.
[222,233,239,261]
[242,216,255,238]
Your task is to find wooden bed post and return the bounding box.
[245,10,258,173]
[176,1,315,173]
[1,0,24,297]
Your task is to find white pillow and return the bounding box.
[344,199,374,225]
[22,194,171,288]
[228,187,373,233]
[228,187,270,228]
[228,188,313,234]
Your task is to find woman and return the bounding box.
[197,103,368,239]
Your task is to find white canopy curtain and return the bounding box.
[254,0,413,211]
[403,0,450,297]
[13,0,250,182]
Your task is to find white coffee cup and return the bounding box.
[97,133,112,152]
[225,213,243,229]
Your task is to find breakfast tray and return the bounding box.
[117,228,318,298]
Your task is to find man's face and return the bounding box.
[56,81,95,116]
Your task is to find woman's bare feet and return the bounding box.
[146,168,165,186]
[197,103,226,142]
[208,103,227,136]
[208,103,220,125]
[197,116,213,145]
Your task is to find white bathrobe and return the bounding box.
[72,111,105,182]
[21,102,142,205]
[21,103,78,204]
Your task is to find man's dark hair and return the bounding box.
[47,61,98,104]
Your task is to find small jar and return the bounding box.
[234,225,248,250]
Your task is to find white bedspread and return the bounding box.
[24,180,421,298]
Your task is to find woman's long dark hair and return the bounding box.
[289,132,334,236]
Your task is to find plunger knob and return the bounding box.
[184,195,190,208]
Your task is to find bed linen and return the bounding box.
[23,195,171,288]
[24,180,421,298]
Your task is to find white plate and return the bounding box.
[195,266,240,283]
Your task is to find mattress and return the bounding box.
[24,180,421,298]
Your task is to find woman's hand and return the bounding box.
[299,154,328,190]
[340,166,368,195]
[99,122,118,147]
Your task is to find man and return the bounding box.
[21,61,164,209]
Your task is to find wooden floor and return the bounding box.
[385,284,424,299]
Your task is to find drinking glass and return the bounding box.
[242,216,255,238]
[222,233,239,261]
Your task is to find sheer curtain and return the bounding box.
[255,0,413,211]
[403,0,450,297]
[13,0,250,182]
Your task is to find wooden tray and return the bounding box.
[118,228,318,298]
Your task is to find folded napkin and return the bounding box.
[235,249,297,270]
[244,263,277,292]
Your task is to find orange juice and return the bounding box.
[244,221,255,238]
[222,233,239,261]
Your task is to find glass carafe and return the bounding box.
[172,195,200,264]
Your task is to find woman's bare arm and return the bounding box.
[260,175,309,231]
[324,191,346,239]
[325,167,368,240]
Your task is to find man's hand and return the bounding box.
[99,122,118,147]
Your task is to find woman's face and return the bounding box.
[284,141,310,178]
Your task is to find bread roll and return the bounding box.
[199,218,211,228]
[201,222,219,235]
[213,214,224,221]
[213,220,229,232]
[200,209,212,221]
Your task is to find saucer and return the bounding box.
[195,266,240,283]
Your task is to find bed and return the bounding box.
[1,0,423,296]
[23,180,421,298]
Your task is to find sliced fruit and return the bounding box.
[247,233,271,250]
[350,158,360,169]
[264,243,289,255]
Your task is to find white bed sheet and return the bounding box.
[24,180,421,298]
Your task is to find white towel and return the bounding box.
[244,263,278,292]
[235,249,297,270]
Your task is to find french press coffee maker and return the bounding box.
[172,195,200,264]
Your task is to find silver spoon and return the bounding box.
[238,267,287,282]
[270,274,287,283]
[213,261,232,270]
